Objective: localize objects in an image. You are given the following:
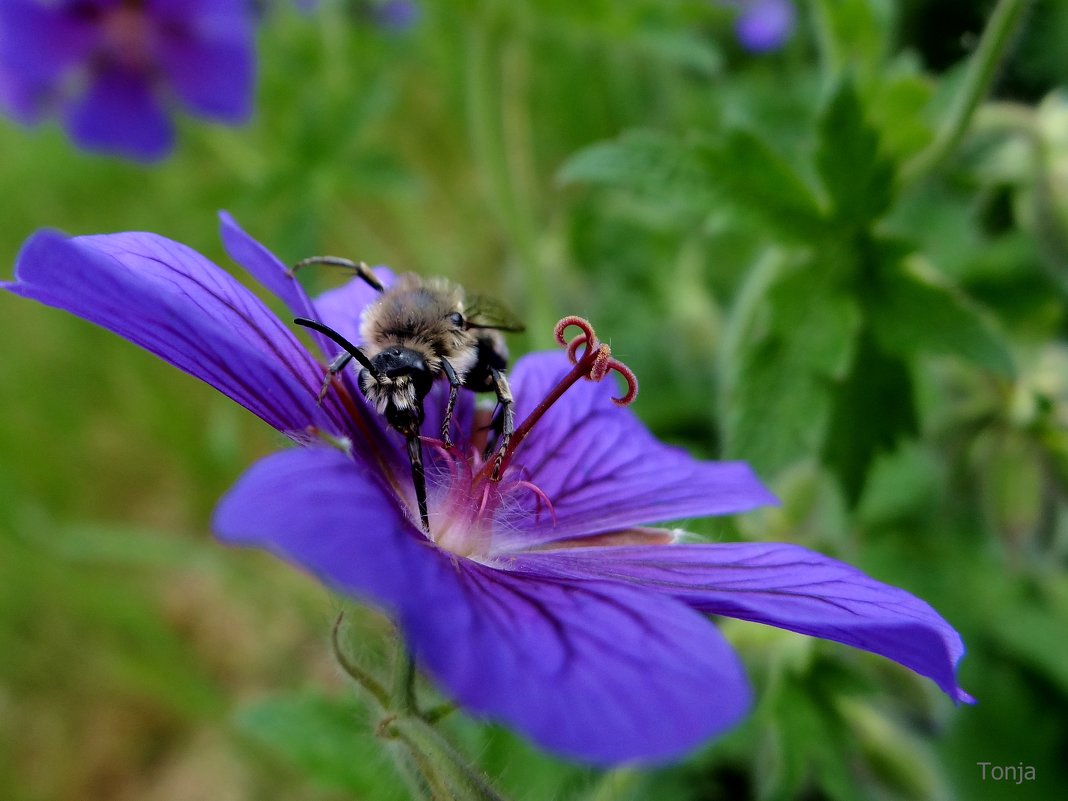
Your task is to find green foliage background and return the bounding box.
[2,0,1067,799]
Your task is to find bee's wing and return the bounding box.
[464,294,526,332]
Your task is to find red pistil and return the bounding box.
[475,316,638,484]
[101,1,152,70]
[555,316,638,402]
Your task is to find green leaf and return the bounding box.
[810,0,895,76]
[867,257,1015,376]
[816,79,896,230]
[561,128,828,242]
[630,29,722,76]
[822,333,919,508]
[766,264,860,378]
[557,130,712,210]
[988,588,1068,698]
[236,693,405,801]
[838,698,950,801]
[866,68,937,164]
[973,430,1045,547]
[695,129,828,241]
[757,668,869,801]
[724,263,860,476]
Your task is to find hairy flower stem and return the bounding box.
[385,716,513,801]
[903,0,1033,184]
[585,769,642,801]
[392,640,419,714]
[333,617,513,801]
[331,613,389,708]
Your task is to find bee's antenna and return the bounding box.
[290,257,385,293]
[294,318,379,376]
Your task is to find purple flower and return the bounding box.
[293,1,419,30]
[4,214,972,765]
[722,0,796,53]
[0,1,256,161]
[365,0,419,30]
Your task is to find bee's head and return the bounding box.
[359,346,433,437]
[375,346,433,392]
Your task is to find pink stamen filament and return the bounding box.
[420,436,464,485]
[474,316,638,484]
[506,480,558,525]
[477,482,492,517]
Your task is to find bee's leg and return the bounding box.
[318,351,353,402]
[488,368,515,480]
[406,435,430,533]
[438,358,463,448]
[291,257,385,293]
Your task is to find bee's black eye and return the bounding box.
[447,312,465,328]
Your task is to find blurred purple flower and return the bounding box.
[4,215,972,764]
[293,1,419,30]
[366,0,418,30]
[723,0,796,53]
[0,0,256,162]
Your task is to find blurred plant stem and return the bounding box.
[806,0,844,78]
[392,637,419,713]
[464,16,555,343]
[583,768,642,801]
[331,612,390,707]
[332,614,513,801]
[902,0,1033,184]
[975,100,1068,291]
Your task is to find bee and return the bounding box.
[292,256,524,532]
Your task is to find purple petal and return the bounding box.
[432,563,750,765]
[155,17,254,123]
[0,1,99,84]
[4,230,352,440]
[735,0,795,54]
[510,543,973,703]
[246,256,411,478]
[498,352,778,548]
[63,64,174,161]
[214,447,435,607]
[217,212,329,353]
[369,0,419,30]
[148,0,249,18]
[0,70,52,124]
[215,447,752,764]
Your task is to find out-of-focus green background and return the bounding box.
[2,1,1067,799]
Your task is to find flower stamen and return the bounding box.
[476,316,638,483]
[556,315,638,404]
[506,480,558,525]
